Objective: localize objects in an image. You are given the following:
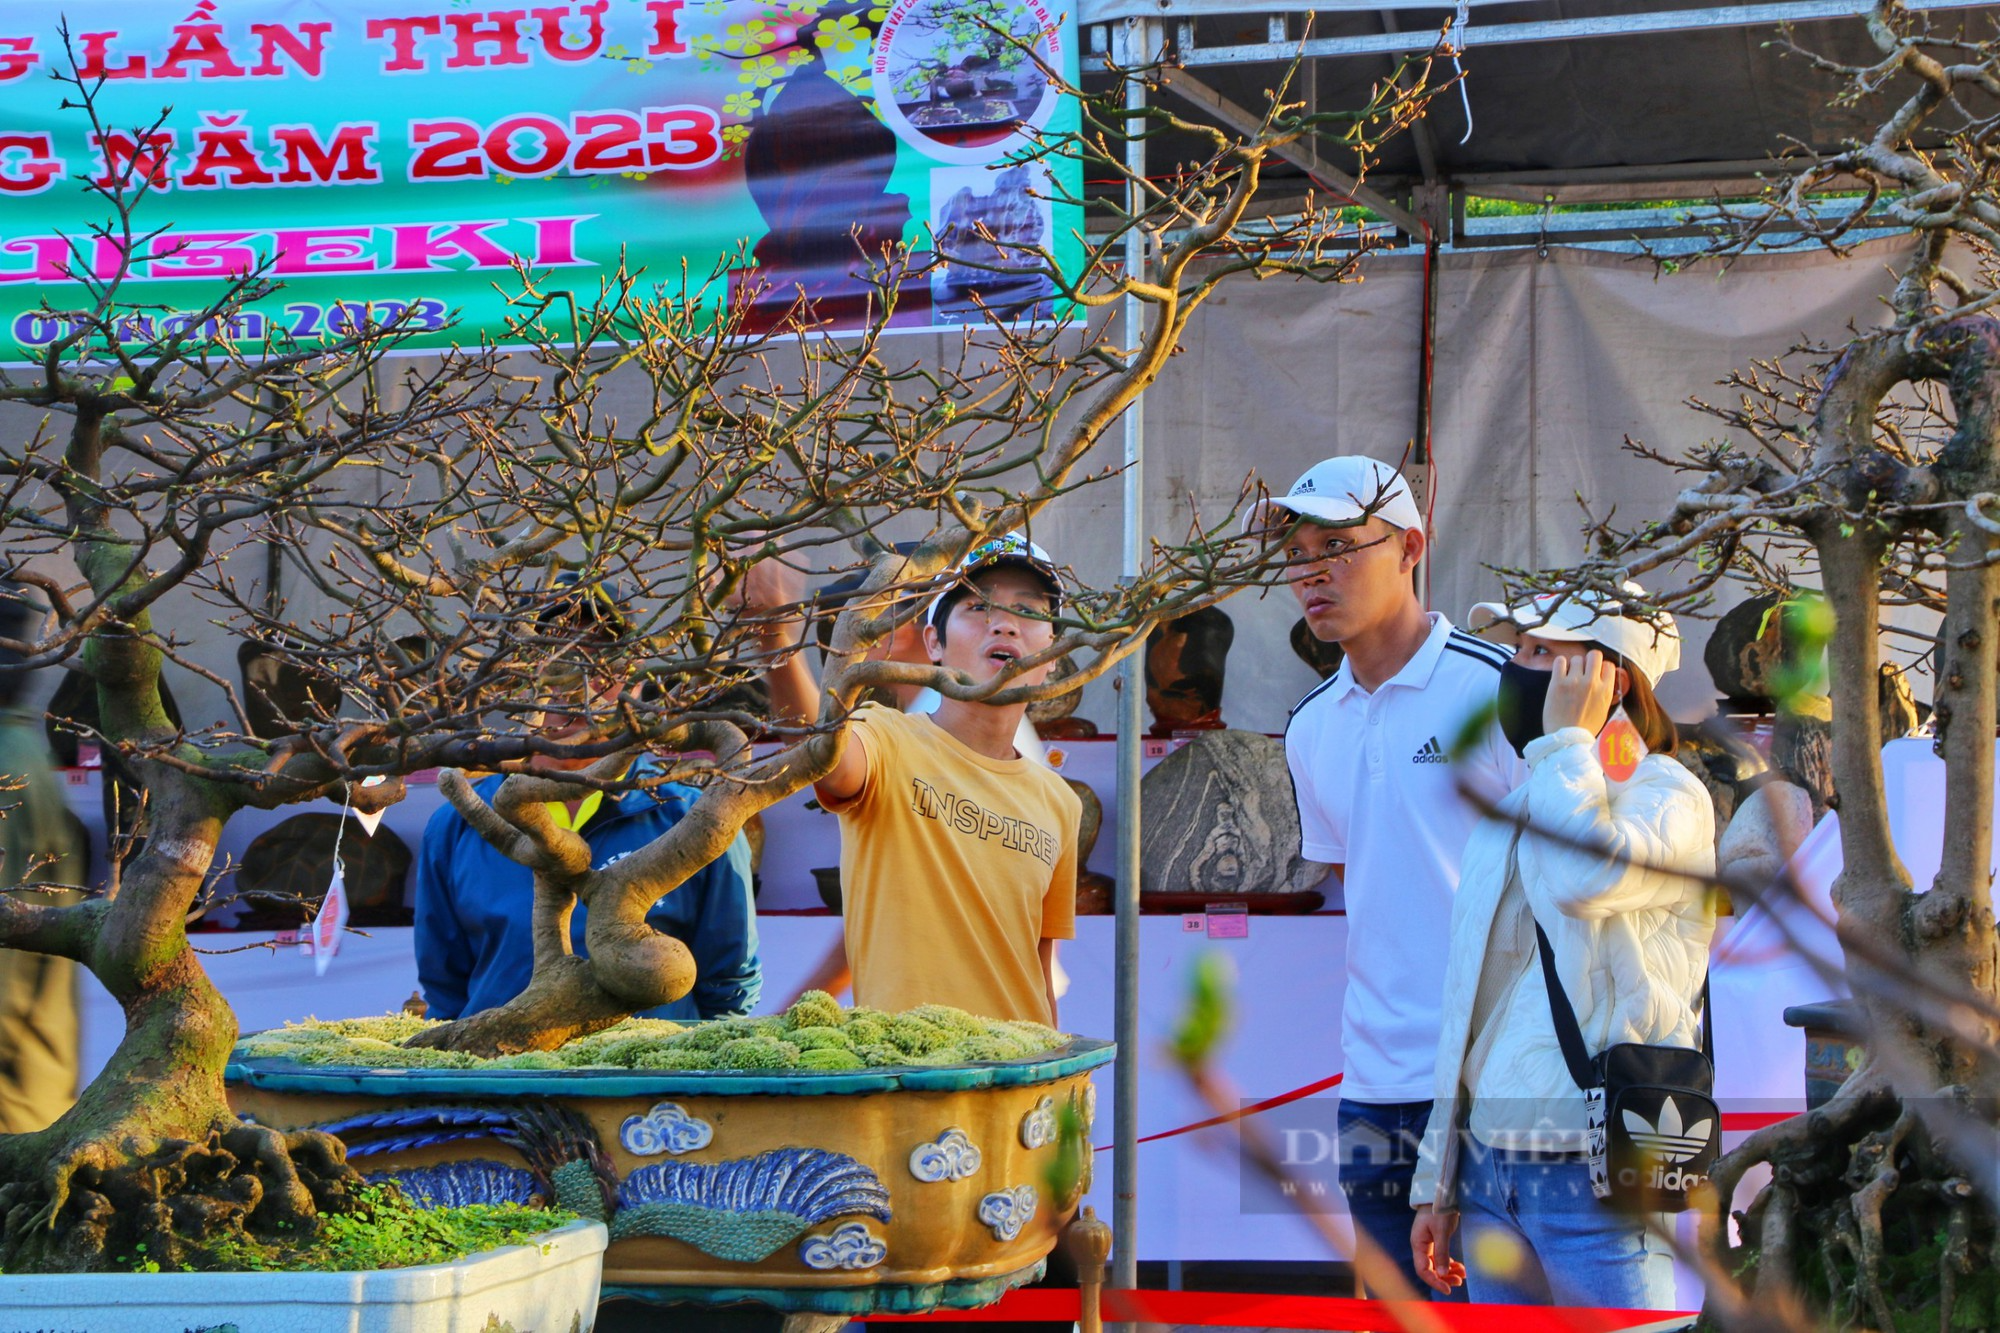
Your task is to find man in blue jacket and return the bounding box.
[414,576,762,1023]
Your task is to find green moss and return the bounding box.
[906,1004,987,1037]
[233,1004,1065,1074]
[205,1185,573,1273]
[485,1051,565,1070]
[883,1015,949,1056]
[797,1047,866,1071]
[788,1025,854,1052]
[950,1034,1018,1062]
[632,1046,717,1071]
[782,990,845,1031]
[843,1015,889,1046]
[715,1036,802,1070]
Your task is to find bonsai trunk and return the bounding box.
[1703,324,2000,1327]
[0,769,363,1272]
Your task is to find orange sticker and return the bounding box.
[1597,716,1644,782]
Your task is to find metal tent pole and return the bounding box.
[1111,12,1155,1309]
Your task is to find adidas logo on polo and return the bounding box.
[1411,737,1449,764]
[1622,1097,1714,1165]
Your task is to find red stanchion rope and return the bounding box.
[1094,1072,1346,1152]
[1100,1070,1794,1152]
[874,1286,1695,1331]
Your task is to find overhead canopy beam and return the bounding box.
[1089,0,1996,65]
[1088,0,1506,18]
[1155,65,1426,233]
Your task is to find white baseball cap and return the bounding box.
[1244,456,1425,533]
[1468,582,1682,687]
[925,532,1064,626]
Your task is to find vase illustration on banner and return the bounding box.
[731,50,914,326]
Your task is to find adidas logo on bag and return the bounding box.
[1616,1096,1715,1195]
[1412,737,1449,764]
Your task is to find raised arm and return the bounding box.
[735,558,816,727]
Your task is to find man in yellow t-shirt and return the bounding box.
[811,535,1079,1026]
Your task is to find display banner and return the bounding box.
[0,0,1082,361]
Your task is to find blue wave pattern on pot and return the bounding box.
[314,1101,620,1221]
[976,1185,1037,1241]
[613,1147,892,1261]
[908,1128,982,1182]
[367,1159,542,1208]
[621,1101,715,1156]
[315,1106,519,1157]
[798,1220,889,1271]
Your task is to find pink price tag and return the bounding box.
[1206,911,1249,940]
[1181,914,1206,933]
[1142,739,1168,759]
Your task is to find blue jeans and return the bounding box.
[1454,1134,1674,1309]
[1335,1099,1460,1301]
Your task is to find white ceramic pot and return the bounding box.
[0,1218,607,1333]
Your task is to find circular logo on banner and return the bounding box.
[872,0,1062,163]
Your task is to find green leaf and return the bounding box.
[1449,699,1499,762]
[1170,952,1236,1068]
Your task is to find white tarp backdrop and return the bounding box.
[1043,235,1923,732]
[4,236,1926,735]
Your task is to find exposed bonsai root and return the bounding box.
[1704,1072,2000,1331]
[0,1121,364,1273]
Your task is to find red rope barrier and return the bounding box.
[1093,1073,1345,1153]
[1096,1069,1795,1152]
[875,1287,1694,1331]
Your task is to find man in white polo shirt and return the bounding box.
[1253,456,1524,1298]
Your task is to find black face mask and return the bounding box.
[1496,661,1553,757]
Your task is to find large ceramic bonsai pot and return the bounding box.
[226,1038,1113,1314]
[0,1218,607,1333]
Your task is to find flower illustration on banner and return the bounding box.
[977,1185,1038,1241]
[723,125,750,147]
[799,1220,888,1270]
[620,1101,715,1156]
[738,54,783,86]
[787,47,814,65]
[724,20,775,52]
[723,91,761,118]
[909,1128,982,1182]
[1019,1096,1056,1149]
[820,12,867,52]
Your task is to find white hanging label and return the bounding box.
[312,866,350,976]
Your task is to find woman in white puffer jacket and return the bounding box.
[1407,586,1715,1309]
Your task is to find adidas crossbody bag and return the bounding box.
[1534,923,1719,1213]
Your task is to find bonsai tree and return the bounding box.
[0,44,1439,1271]
[1503,4,2000,1323]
